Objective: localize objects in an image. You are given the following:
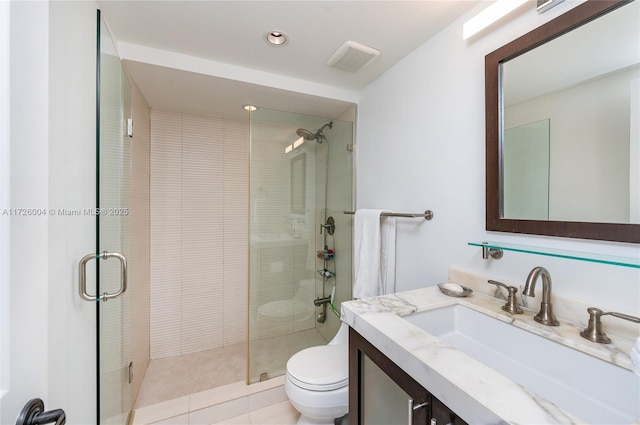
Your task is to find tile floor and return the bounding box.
[136,343,247,408]
[133,328,329,424]
[132,377,299,425]
[217,400,300,425]
[136,329,327,408]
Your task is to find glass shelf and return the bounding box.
[468,241,640,269]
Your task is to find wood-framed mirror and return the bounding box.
[485,0,640,243]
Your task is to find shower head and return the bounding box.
[316,122,333,141]
[296,128,317,141]
[296,121,333,144]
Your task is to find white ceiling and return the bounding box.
[98,1,479,121]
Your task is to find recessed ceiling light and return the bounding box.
[243,105,258,112]
[265,31,288,46]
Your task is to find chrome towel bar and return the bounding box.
[343,210,433,220]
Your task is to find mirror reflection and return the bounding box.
[503,119,550,220]
[501,0,640,224]
[290,153,306,214]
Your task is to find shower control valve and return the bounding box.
[320,217,335,235]
[317,269,335,279]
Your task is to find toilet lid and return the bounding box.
[286,345,348,391]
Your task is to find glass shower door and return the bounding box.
[96,10,132,424]
[248,108,353,384]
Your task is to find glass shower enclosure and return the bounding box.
[96,10,132,424]
[248,108,353,384]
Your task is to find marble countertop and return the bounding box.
[341,287,636,425]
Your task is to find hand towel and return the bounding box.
[353,209,396,299]
[632,337,640,377]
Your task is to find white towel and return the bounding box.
[353,209,396,299]
[631,337,640,377]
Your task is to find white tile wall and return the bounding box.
[223,120,250,346]
[150,110,248,359]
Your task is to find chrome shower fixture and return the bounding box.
[317,269,335,279]
[296,121,333,143]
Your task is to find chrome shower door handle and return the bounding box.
[78,251,128,302]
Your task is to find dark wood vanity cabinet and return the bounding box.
[430,398,468,425]
[349,328,468,425]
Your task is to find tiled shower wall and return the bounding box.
[150,110,248,359]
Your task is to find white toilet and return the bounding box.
[285,322,349,424]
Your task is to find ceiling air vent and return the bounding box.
[326,41,380,73]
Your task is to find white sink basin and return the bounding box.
[402,304,639,424]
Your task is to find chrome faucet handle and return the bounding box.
[580,307,640,344]
[488,280,523,314]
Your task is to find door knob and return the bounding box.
[16,398,66,425]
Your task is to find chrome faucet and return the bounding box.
[523,266,559,326]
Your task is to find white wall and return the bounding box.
[47,2,98,422]
[2,1,98,423]
[357,2,640,316]
[2,2,50,423]
[0,0,10,405]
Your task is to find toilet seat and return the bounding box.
[286,345,348,391]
